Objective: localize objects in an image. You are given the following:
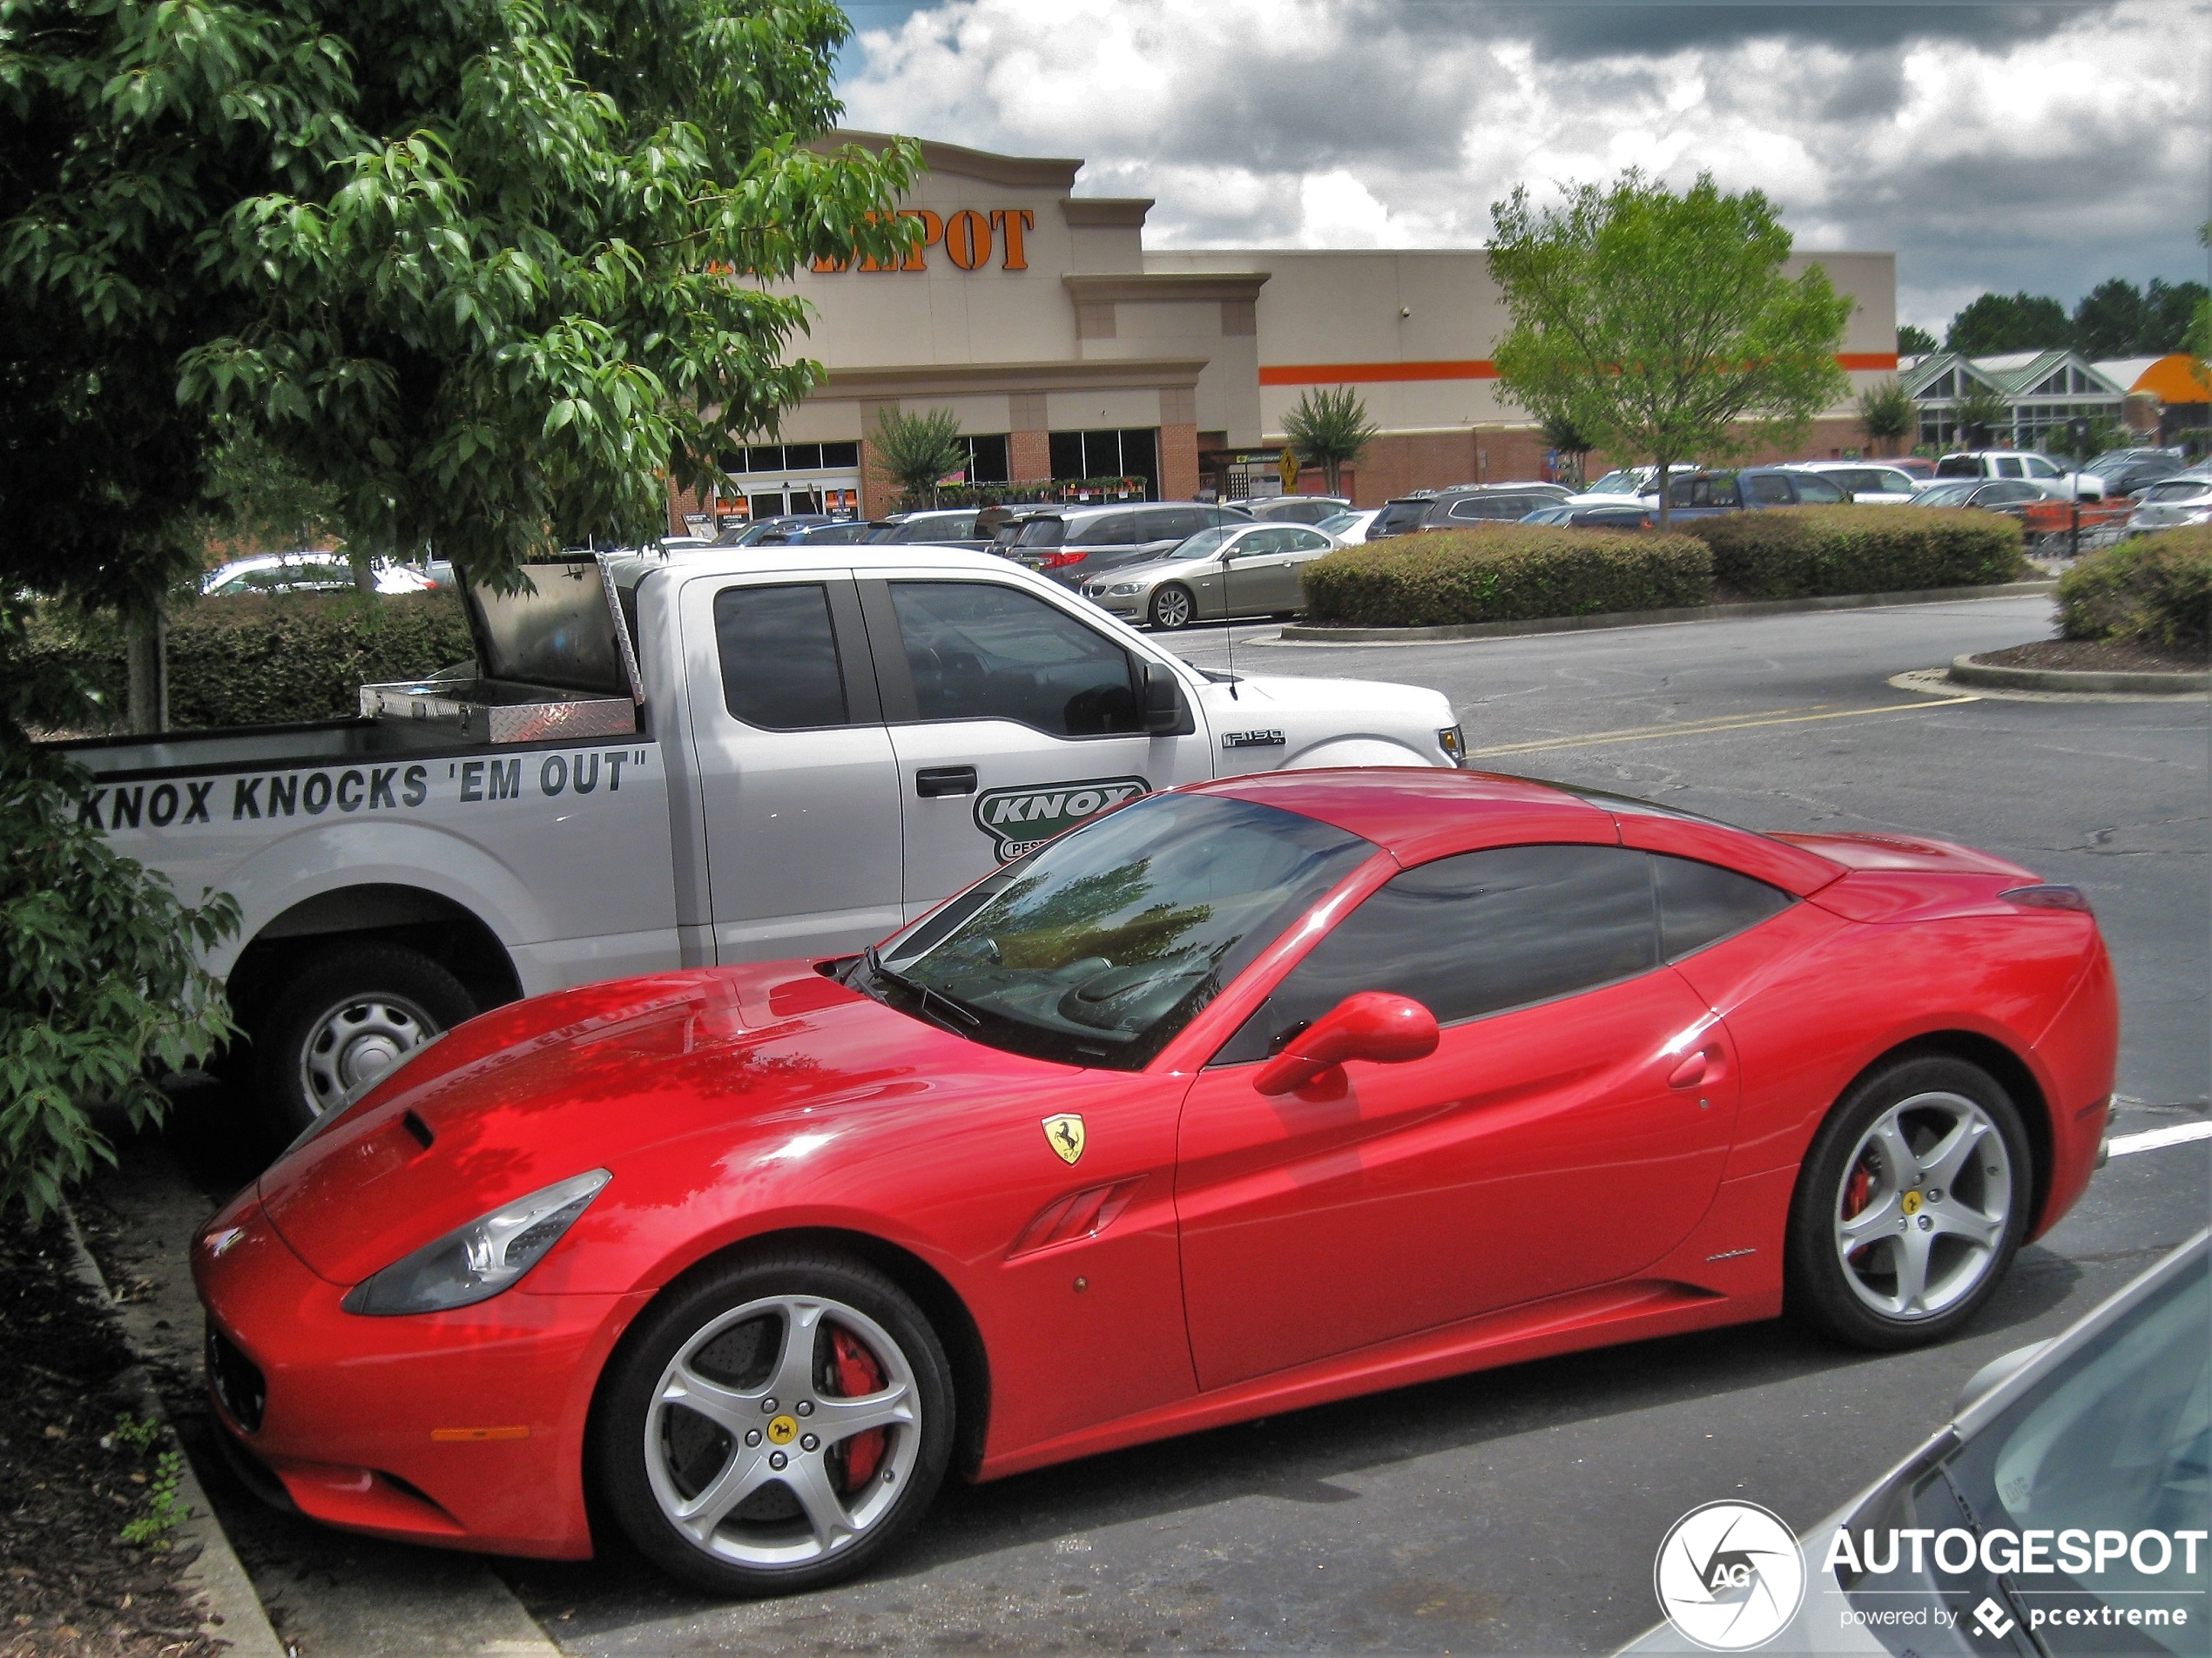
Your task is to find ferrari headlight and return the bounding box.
[341,1169,610,1316]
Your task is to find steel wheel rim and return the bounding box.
[299,994,438,1115]
[1833,1090,2013,1321]
[644,1294,921,1569]
[1155,588,1190,629]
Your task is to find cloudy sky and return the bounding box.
[835,1,2209,335]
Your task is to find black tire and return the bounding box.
[593,1251,954,1596]
[1785,1055,2032,1351]
[253,941,475,1140]
[1149,583,1195,630]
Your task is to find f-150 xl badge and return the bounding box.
[974,776,1149,862]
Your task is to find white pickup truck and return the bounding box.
[62,545,1463,1132]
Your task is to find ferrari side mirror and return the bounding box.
[1254,992,1439,1096]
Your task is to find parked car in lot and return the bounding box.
[1624,1231,2204,1655]
[2124,473,2212,532]
[1006,501,1251,589]
[1366,484,1573,537]
[62,545,1456,1133]
[2080,448,2192,498]
[1314,507,1381,544]
[203,553,432,597]
[192,769,2114,1594]
[714,515,839,546]
[865,510,988,546]
[1649,468,1851,516]
[1585,464,1701,496]
[1934,450,2105,499]
[1521,502,1657,529]
[1909,478,2066,520]
[1885,455,1938,483]
[1783,462,1925,504]
[1081,521,1338,629]
[789,522,879,545]
[1246,495,1352,525]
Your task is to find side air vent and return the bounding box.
[1008,1177,1145,1258]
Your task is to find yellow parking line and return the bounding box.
[1470,695,1982,758]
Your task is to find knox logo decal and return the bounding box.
[974,777,1149,862]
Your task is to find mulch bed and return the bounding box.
[0,1220,224,1658]
[1972,638,2209,673]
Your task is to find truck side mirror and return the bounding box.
[1255,992,1440,1096]
[1141,658,1190,735]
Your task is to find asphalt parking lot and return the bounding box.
[100,594,2207,1657]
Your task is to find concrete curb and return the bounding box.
[58,1203,287,1658]
[1948,653,2210,694]
[1270,580,2057,646]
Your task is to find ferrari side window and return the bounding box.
[1211,844,1658,1063]
[712,583,849,730]
[1652,854,1792,960]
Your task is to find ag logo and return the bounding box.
[974,776,1149,862]
[1653,1501,1804,1650]
[1042,1114,1085,1165]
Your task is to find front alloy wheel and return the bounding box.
[1787,1055,2030,1350]
[1149,584,1194,630]
[598,1255,953,1594]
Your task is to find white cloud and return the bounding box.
[840,0,2208,334]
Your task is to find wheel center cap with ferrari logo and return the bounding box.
[1901,1189,1923,1217]
[766,1414,799,1446]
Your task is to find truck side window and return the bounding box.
[712,583,849,730]
[888,582,1142,737]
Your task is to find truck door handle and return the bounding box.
[915,765,978,798]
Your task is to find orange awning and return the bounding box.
[2127,354,2210,403]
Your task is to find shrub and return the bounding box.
[2055,528,2212,653]
[28,590,475,731]
[0,752,237,1221]
[1682,506,2024,599]
[1300,526,1712,629]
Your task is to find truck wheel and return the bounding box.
[1149,584,1194,630]
[253,942,475,1140]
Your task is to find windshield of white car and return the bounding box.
[1912,482,1978,506]
[860,792,1372,1070]
[1313,511,1362,536]
[1584,471,1641,495]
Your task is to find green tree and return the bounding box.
[1857,379,1916,455]
[1897,322,1938,357]
[1536,409,1595,486]
[1280,384,1378,495]
[1952,382,2013,448]
[2072,279,2153,359]
[1945,292,2072,354]
[869,407,968,508]
[0,0,919,1219]
[1488,170,1851,529]
[2147,278,2211,355]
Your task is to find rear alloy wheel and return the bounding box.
[253,942,474,1140]
[1149,584,1194,630]
[1787,1056,2030,1350]
[597,1255,953,1595]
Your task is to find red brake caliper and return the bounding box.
[1842,1162,1874,1260]
[830,1327,887,1489]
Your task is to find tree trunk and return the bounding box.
[1322,457,1341,495]
[125,603,168,735]
[348,549,376,594]
[1654,458,1672,532]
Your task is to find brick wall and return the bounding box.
[1160,423,1199,501]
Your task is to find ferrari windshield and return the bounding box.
[865,792,1372,1069]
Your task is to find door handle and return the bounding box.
[915,765,978,798]
[1667,1051,1711,1089]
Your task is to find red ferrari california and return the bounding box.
[193,770,2116,1594]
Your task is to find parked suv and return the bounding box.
[1247,495,1352,525]
[1782,462,1925,503]
[2079,448,2190,498]
[1007,501,1252,589]
[1651,468,1850,515]
[1934,450,2106,499]
[1367,483,1573,537]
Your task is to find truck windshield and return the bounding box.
[861,792,1372,1070]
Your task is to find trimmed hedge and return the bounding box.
[1300,526,1712,629]
[27,590,475,731]
[2056,528,2212,653]
[1682,505,2024,600]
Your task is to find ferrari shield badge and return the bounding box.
[1042,1114,1086,1165]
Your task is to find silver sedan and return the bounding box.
[1080,522,1339,630]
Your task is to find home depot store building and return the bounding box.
[677,131,1900,529]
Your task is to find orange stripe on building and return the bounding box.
[1259,352,1899,386]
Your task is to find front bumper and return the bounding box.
[192,1192,640,1560]
[1082,586,1146,617]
